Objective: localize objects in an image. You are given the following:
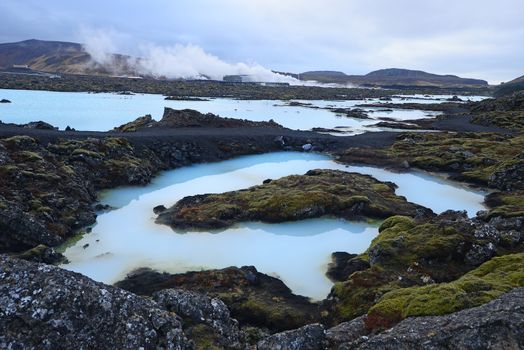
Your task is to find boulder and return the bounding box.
[0,255,193,349]
[257,324,326,350]
[346,287,524,350]
[23,121,56,130]
[153,289,244,349]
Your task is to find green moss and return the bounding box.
[3,135,36,144]
[366,217,463,268]
[341,132,524,189]
[484,191,524,219]
[330,214,497,322]
[55,231,87,253]
[17,151,44,162]
[188,324,222,350]
[366,253,524,329]
[60,164,76,176]
[71,148,102,158]
[158,170,425,230]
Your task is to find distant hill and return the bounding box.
[0,40,490,87]
[0,39,137,76]
[494,75,524,97]
[298,68,488,88]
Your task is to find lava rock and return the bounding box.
[153,289,244,349]
[0,255,193,349]
[346,287,524,350]
[326,252,370,282]
[153,205,167,214]
[325,316,367,348]
[257,323,326,350]
[12,244,65,264]
[23,121,57,130]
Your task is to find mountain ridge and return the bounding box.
[0,39,489,87]
[298,68,488,87]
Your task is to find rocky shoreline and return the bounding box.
[1,93,523,348]
[155,169,432,230]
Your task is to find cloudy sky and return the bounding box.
[1,0,523,83]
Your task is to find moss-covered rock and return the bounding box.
[0,136,163,252]
[339,132,524,192]
[483,191,524,219]
[365,253,524,330]
[156,169,431,230]
[328,212,523,323]
[115,266,319,332]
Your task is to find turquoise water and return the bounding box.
[0,89,486,134]
[62,152,486,299]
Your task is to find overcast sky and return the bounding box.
[1,0,523,83]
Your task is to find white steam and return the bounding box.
[81,28,119,66]
[81,30,300,83]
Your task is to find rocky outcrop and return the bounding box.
[257,324,327,350]
[0,255,193,349]
[338,131,524,192]
[115,266,320,332]
[328,212,524,323]
[164,96,210,101]
[326,253,370,282]
[113,114,154,132]
[369,121,422,130]
[347,287,524,350]
[12,244,65,264]
[153,289,245,349]
[156,169,432,230]
[356,102,465,112]
[329,108,371,119]
[0,135,161,252]
[325,316,367,348]
[114,108,283,132]
[23,121,57,130]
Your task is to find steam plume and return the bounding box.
[81,29,300,83]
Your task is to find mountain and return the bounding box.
[298,68,488,87]
[494,75,524,97]
[0,39,136,76]
[0,40,490,87]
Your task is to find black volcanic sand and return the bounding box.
[0,122,400,150]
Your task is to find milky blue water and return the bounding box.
[62,152,486,299]
[0,89,487,134]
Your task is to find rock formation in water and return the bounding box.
[114,108,283,132]
[155,169,432,230]
[115,265,319,333]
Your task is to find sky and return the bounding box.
[1,0,523,84]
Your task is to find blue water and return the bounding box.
[0,89,485,134]
[63,152,486,299]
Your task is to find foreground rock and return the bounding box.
[114,108,283,132]
[267,287,524,349]
[156,169,432,230]
[328,212,524,324]
[115,265,320,332]
[349,286,524,350]
[257,324,327,350]
[153,289,245,349]
[0,255,193,349]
